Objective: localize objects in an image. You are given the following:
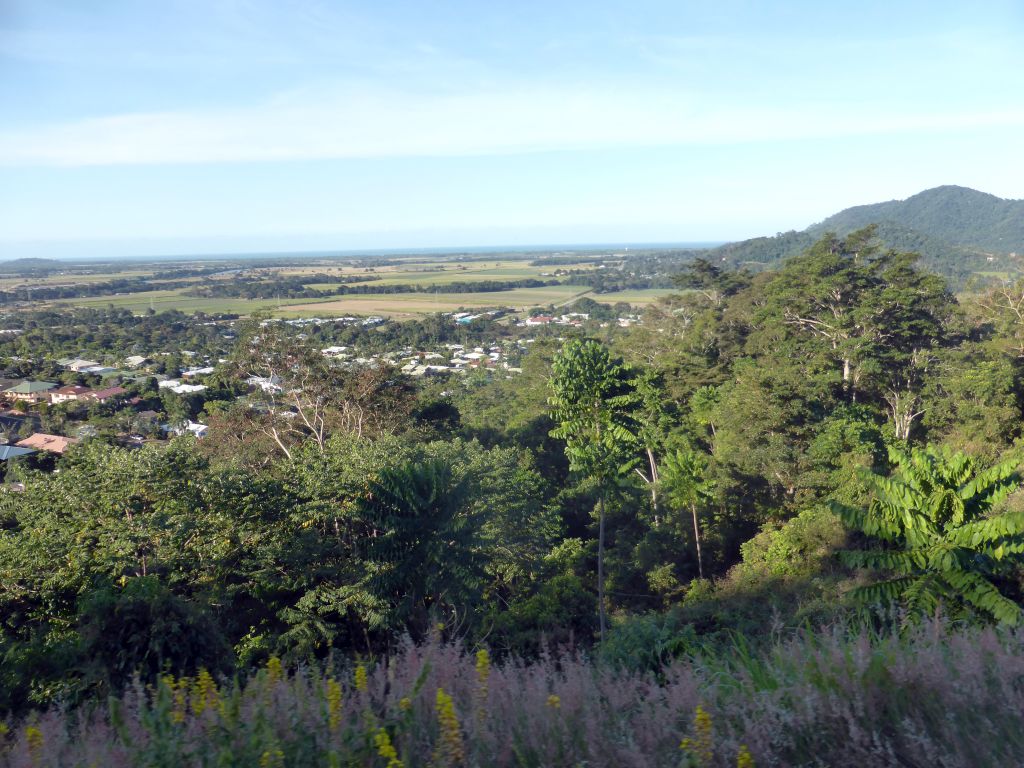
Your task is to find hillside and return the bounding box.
[0,257,64,274]
[708,185,1024,285]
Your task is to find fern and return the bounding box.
[838,445,1024,626]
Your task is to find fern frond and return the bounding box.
[941,571,1023,626]
[848,576,918,606]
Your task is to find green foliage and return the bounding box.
[738,507,848,580]
[548,338,640,482]
[833,444,1024,625]
[76,576,231,695]
[354,455,487,639]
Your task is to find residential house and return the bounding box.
[158,380,208,394]
[16,433,79,454]
[5,381,57,403]
[50,385,92,404]
[0,445,35,461]
[80,385,128,404]
[162,420,209,438]
[65,359,101,372]
[182,366,216,377]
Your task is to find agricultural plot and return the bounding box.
[281,284,594,318]
[299,259,597,289]
[587,288,677,305]
[52,289,328,315]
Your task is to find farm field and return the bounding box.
[0,268,158,290]
[586,288,676,304]
[48,282,674,318]
[297,259,598,289]
[280,284,594,318]
[52,289,329,315]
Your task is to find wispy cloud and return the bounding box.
[2,81,1023,167]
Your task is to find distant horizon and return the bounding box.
[0,240,728,264]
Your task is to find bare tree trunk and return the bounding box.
[647,446,659,513]
[598,492,607,644]
[690,501,705,579]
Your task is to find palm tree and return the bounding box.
[549,339,640,642]
[661,448,716,580]
[831,444,1024,625]
[356,457,485,639]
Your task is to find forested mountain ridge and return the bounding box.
[707,185,1024,285]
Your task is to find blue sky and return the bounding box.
[1,0,1022,258]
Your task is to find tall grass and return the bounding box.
[2,619,1023,767]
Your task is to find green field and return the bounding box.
[53,290,329,315]
[281,285,594,318]
[301,259,595,290]
[587,288,677,305]
[49,282,675,318]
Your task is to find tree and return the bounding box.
[660,447,716,579]
[549,339,639,641]
[229,323,414,460]
[756,229,955,439]
[832,445,1024,626]
[353,456,485,641]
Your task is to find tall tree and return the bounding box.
[660,447,716,579]
[549,339,639,642]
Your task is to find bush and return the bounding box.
[4,620,1024,766]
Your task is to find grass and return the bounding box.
[39,257,670,318]
[51,290,329,315]
[0,270,158,290]
[49,284,671,319]
[279,285,594,318]
[5,619,1024,767]
[302,260,597,289]
[588,288,677,305]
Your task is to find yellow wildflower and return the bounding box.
[433,687,466,766]
[25,729,43,765]
[191,668,218,716]
[326,678,343,731]
[374,728,404,768]
[354,663,368,693]
[474,648,491,722]
[161,675,188,724]
[737,744,755,767]
[475,649,491,688]
[546,694,561,709]
[265,656,283,685]
[258,748,285,768]
[398,696,412,712]
[680,705,713,765]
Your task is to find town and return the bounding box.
[0,303,644,479]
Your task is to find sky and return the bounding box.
[1,0,1023,259]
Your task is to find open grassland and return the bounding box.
[299,259,597,289]
[48,282,673,318]
[51,290,329,315]
[0,269,158,290]
[280,284,593,318]
[6,621,1024,767]
[587,288,676,305]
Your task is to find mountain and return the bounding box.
[707,186,1024,286]
[0,257,64,275]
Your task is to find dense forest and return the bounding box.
[5,229,1024,765]
[700,186,1024,286]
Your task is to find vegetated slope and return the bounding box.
[811,185,1024,252]
[0,257,64,274]
[706,185,1024,284]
